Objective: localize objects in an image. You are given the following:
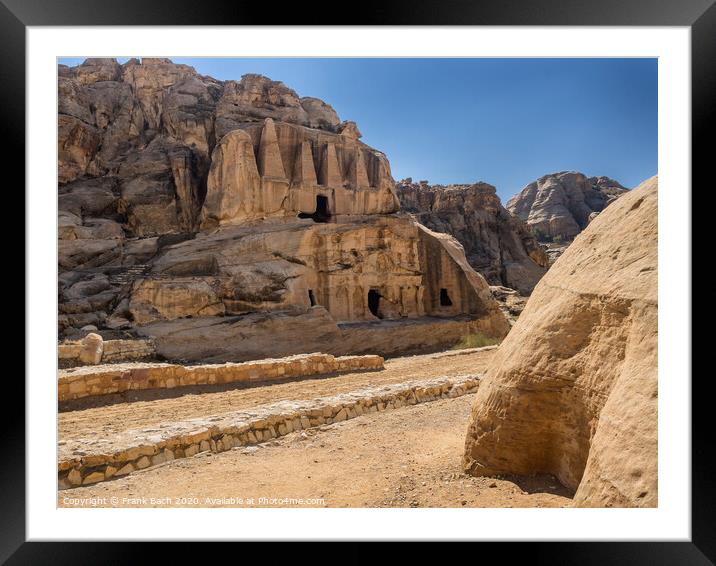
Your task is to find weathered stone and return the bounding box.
[151,452,166,466]
[78,333,103,365]
[397,179,548,295]
[67,468,82,486]
[464,177,657,508]
[507,171,628,241]
[58,354,385,401]
[57,59,509,363]
[58,373,484,488]
[115,463,134,476]
[82,471,105,485]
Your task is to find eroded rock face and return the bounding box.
[397,180,548,295]
[463,176,657,508]
[506,171,628,241]
[58,59,509,359]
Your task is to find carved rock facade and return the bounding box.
[58,58,509,361]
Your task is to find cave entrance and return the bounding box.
[298,195,331,223]
[308,289,316,306]
[368,289,382,318]
[315,195,330,222]
[440,288,453,307]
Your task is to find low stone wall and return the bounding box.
[58,374,480,489]
[58,353,384,402]
[101,339,156,363]
[58,337,155,367]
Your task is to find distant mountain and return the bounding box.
[506,172,628,242]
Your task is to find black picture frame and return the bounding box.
[6,0,706,560]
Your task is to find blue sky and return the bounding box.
[59,57,657,201]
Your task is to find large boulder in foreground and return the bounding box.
[463,176,657,507]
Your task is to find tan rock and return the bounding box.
[320,143,343,188]
[200,128,262,228]
[129,279,225,324]
[258,118,287,179]
[115,463,134,476]
[338,120,362,140]
[215,74,313,136]
[79,332,104,365]
[507,171,628,241]
[67,468,82,486]
[57,59,509,362]
[349,148,371,190]
[58,115,100,184]
[397,179,548,295]
[82,471,105,485]
[463,176,658,508]
[292,140,318,186]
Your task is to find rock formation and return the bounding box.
[463,176,657,507]
[396,179,548,295]
[506,171,628,241]
[58,58,509,361]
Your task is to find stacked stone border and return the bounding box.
[58,374,480,489]
[58,353,384,402]
[59,337,156,367]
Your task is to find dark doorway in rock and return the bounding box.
[308,289,316,306]
[368,289,382,318]
[298,195,331,223]
[440,288,453,307]
[315,195,330,221]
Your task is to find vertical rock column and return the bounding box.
[257,118,290,216]
[200,129,261,227]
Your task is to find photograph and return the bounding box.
[55,55,658,510]
[2,0,705,553]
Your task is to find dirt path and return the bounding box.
[59,349,496,443]
[59,393,572,508]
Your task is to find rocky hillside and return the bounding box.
[396,179,548,295]
[506,171,628,241]
[58,58,509,359]
[464,176,657,507]
[59,58,365,237]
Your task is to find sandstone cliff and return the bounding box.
[396,179,548,295]
[463,176,657,507]
[58,58,509,360]
[506,171,628,241]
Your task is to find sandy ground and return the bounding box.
[59,348,497,443]
[58,393,572,508]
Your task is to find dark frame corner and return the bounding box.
[7,0,708,561]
